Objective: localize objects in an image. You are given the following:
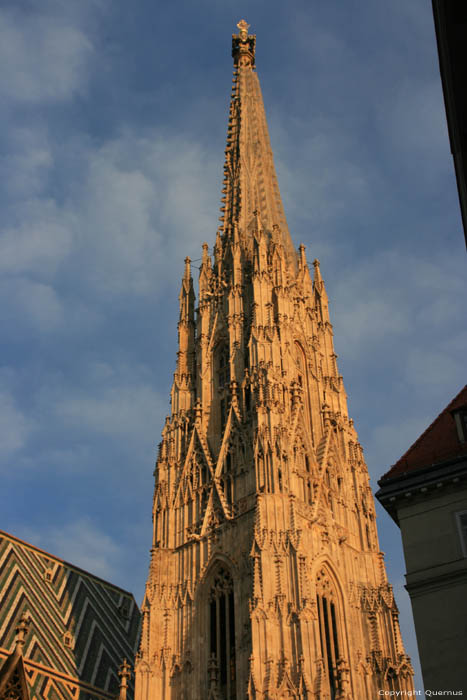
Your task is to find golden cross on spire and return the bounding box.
[237,19,250,40]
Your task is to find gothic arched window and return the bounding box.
[217,342,230,389]
[295,341,305,389]
[316,568,342,700]
[215,342,230,433]
[209,567,236,699]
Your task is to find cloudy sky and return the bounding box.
[2,0,466,688]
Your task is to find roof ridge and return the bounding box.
[380,384,467,481]
[0,530,135,598]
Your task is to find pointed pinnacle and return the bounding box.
[299,244,307,268]
[184,257,191,281]
[119,658,132,684]
[202,242,210,265]
[313,258,322,284]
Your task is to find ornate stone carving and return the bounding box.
[135,19,413,700]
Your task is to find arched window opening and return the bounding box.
[366,524,372,550]
[217,343,230,389]
[209,567,236,699]
[244,385,251,412]
[316,569,342,700]
[295,341,305,374]
[306,478,312,505]
[387,667,397,692]
[225,476,233,507]
[220,397,227,432]
[201,487,208,515]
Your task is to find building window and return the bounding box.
[453,409,467,443]
[317,594,339,700]
[209,567,236,699]
[220,397,227,431]
[306,478,312,505]
[455,510,467,557]
[217,343,230,389]
[316,568,343,700]
[366,524,372,550]
[244,385,251,412]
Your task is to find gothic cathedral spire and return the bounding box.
[135,21,414,699]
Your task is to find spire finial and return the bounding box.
[299,244,307,268]
[313,258,323,285]
[184,256,191,280]
[202,242,210,265]
[232,19,256,67]
[118,659,132,700]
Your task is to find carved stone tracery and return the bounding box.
[135,20,414,700]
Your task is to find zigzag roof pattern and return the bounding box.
[0,531,140,700]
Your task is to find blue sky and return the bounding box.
[1,0,466,689]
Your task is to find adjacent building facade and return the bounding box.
[377,386,467,693]
[0,530,140,700]
[135,21,413,700]
[432,0,467,248]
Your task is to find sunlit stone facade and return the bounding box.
[135,21,414,700]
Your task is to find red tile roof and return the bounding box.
[380,385,467,481]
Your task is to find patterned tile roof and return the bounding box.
[380,385,467,482]
[0,530,140,700]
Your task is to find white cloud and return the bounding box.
[0,390,32,458]
[71,131,219,298]
[331,249,466,360]
[405,344,465,394]
[55,363,166,442]
[271,113,373,234]
[366,415,432,481]
[0,278,64,331]
[20,518,121,581]
[2,127,53,197]
[0,202,73,276]
[0,9,93,103]
[378,79,450,182]
[0,122,221,344]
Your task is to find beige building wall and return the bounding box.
[397,483,467,692]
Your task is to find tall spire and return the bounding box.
[220,20,297,269]
[136,22,414,700]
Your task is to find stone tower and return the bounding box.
[135,21,414,700]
